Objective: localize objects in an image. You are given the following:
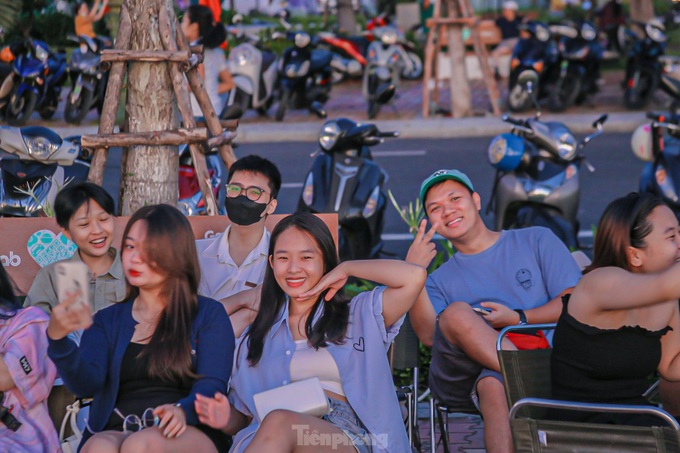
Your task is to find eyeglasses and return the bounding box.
[121,408,160,434]
[226,184,268,202]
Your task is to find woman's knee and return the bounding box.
[81,431,126,453]
[120,429,163,453]
[258,409,303,436]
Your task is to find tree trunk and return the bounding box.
[630,0,654,23]
[120,0,179,216]
[337,0,357,34]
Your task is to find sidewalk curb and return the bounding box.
[52,111,645,145]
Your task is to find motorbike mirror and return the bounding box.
[232,14,243,25]
[310,101,327,119]
[517,70,539,91]
[376,84,396,104]
[592,114,608,129]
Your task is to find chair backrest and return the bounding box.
[391,314,420,371]
[497,324,557,418]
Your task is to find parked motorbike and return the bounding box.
[631,110,680,216]
[319,13,422,83]
[0,126,90,217]
[549,20,603,112]
[177,145,224,216]
[363,25,399,119]
[64,34,109,124]
[507,20,557,112]
[274,25,334,122]
[221,16,278,117]
[486,71,607,249]
[621,19,667,109]
[1,39,67,126]
[297,117,397,261]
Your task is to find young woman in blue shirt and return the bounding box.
[47,204,235,452]
[194,212,426,452]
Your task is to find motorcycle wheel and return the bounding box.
[38,92,59,120]
[548,74,581,112]
[64,87,94,124]
[401,51,423,80]
[275,90,290,122]
[507,84,531,112]
[5,88,37,126]
[624,68,657,110]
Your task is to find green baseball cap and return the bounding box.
[420,169,474,206]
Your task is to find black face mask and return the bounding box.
[225,195,269,226]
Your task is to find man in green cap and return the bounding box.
[407,169,581,452]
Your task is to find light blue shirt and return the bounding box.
[228,287,409,452]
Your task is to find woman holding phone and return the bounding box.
[551,192,680,424]
[194,212,426,452]
[46,204,235,452]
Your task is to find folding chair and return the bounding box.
[497,323,680,452]
[390,314,421,450]
[428,396,479,453]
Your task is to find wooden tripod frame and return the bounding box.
[82,2,237,216]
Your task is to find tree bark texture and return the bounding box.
[630,0,654,23]
[337,0,357,34]
[447,24,472,117]
[120,0,179,216]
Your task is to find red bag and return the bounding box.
[505,330,550,350]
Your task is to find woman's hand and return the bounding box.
[46,291,93,340]
[154,404,186,438]
[479,302,519,328]
[405,219,439,269]
[298,262,350,302]
[195,392,231,430]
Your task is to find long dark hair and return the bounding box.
[185,5,226,49]
[245,212,350,366]
[121,205,200,384]
[587,192,666,274]
[0,265,22,320]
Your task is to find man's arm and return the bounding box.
[408,289,437,347]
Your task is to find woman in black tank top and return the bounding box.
[551,193,680,423]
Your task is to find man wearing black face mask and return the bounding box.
[196,155,282,337]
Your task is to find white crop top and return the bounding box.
[290,340,345,397]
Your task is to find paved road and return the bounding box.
[101,133,640,259]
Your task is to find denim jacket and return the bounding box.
[229,287,409,452]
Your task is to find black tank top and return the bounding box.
[105,342,189,431]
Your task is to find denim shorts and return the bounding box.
[322,397,372,453]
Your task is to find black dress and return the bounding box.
[550,295,672,426]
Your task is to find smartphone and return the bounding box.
[55,262,90,309]
[473,307,492,315]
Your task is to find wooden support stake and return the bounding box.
[87,3,132,185]
[174,16,237,170]
[207,130,237,150]
[422,0,442,118]
[81,127,213,148]
[100,49,191,64]
[159,6,218,217]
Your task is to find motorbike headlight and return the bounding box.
[294,32,311,48]
[580,23,597,42]
[631,124,654,162]
[229,47,252,67]
[487,133,524,171]
[557,132,577,161]
[535,24,550,43]
[656,165,678,202]
[24,135,59,159]
[363,186,381,218]
[319,120,341,150]
[79,43,88,54]
[380,27,398,46]
[35,45,49,62]
[302,172,314,206]
[646,22,667,43]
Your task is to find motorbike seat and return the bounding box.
[310,49,333,72]
[660,74,680,99]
